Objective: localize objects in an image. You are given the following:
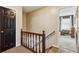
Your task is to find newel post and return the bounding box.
[42,30,45,53]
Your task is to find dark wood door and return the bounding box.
[0,7,16,52]
[0,7,3,52]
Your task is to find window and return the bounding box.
[59,15,74,32]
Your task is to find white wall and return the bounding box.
[22,12,27,31]
[59,7,78,52]
[27,7,60,48]
[4,6,22,47]
[77,7,79,52]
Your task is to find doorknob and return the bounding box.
[1,30,4,33]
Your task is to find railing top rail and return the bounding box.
[22,31,43,36]
[46,31,55,38]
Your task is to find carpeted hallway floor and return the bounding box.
[3,46,59,53]
[3,46,32,53]
[2,45,75,53]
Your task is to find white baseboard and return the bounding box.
[16,43,21,47]
[52,44,59,48]
[46,43,59,49]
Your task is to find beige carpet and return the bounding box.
[3,46,75,53]
[3,46,59,53]
[45,46,59,53]
[3,46,33,53]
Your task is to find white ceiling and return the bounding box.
[60,6,77,16]
[23,6,44,13]
[23,6,75,13]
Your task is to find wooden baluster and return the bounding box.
[30,34,32,48]
[27,33,28,47]
[29,34,30,48]
[42,31,45,53]
[33,34,34,50]
[39,36,41,53]
[35,35,37,52]
[26,33,27,47]
[24,34,25,46]
[28,33,29,48]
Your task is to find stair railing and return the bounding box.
[35,31,55,49]
[21,30,45,53]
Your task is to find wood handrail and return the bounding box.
[22,31,43,36]
[35,31,55,47]
[46,31,55,39]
